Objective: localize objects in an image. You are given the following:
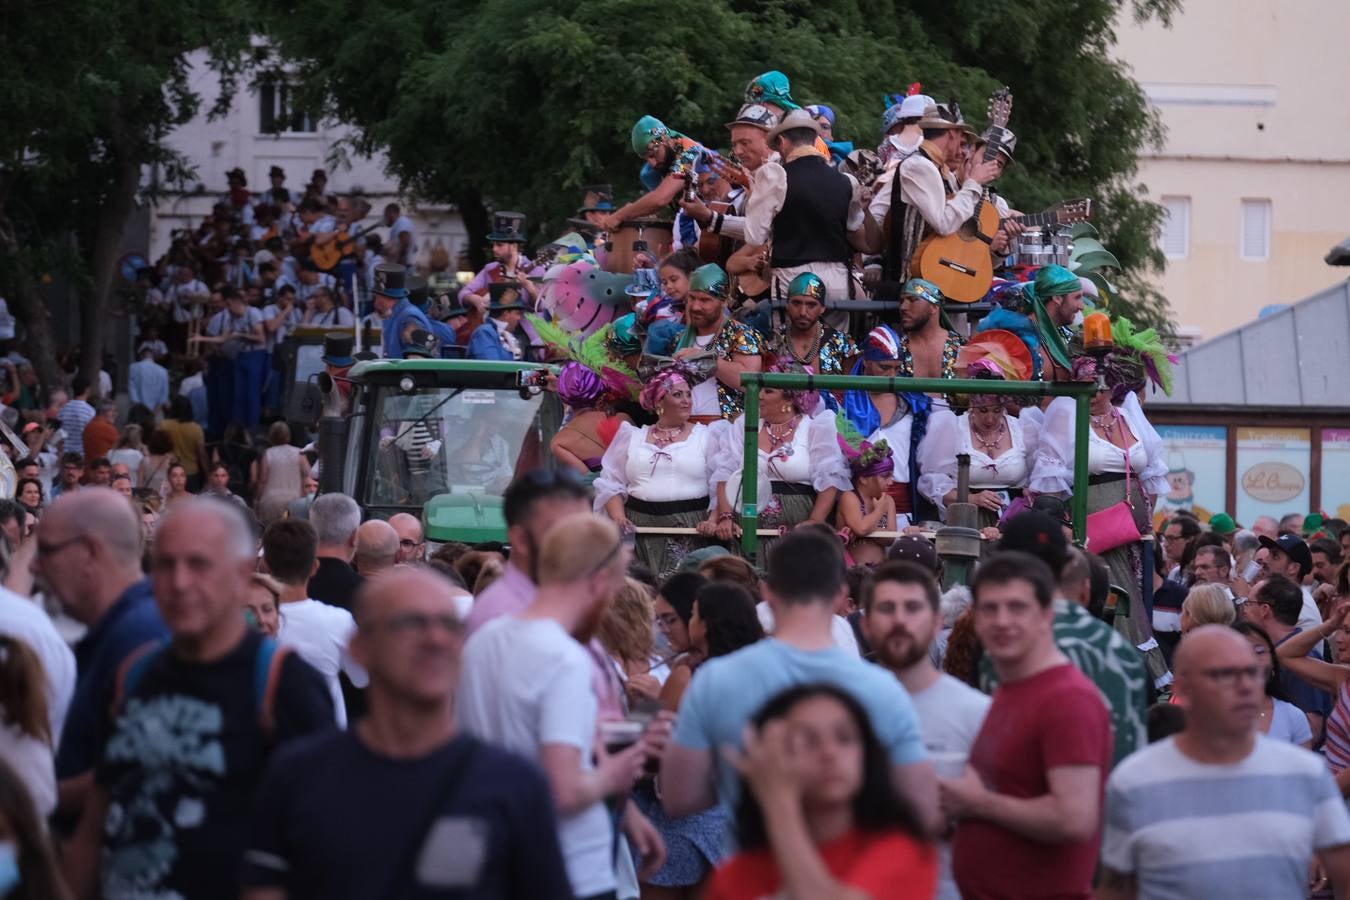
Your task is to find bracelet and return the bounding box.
[718,511,735,522]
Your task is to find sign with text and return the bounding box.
[1236,427,1310,526]
[1322,429,1350,523]
[1154,425,1227,527]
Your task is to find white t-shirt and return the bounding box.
[0,722,54,817]
[0,589,75,747]
[276,598,367,728]
[909,673,991,900]
[1299,586,1323,631]
[755,601,860,657]
[388,216,418,267]
[457,616,614,898]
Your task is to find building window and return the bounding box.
[258,80,315,134]
[1160,196,1190,259]
[1240,198,1271,261]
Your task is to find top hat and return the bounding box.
[372,264,408,299]
[268,165,285,178]
[225,167,247,185]
[767,108,823,140]
[488,282,528,312]
[577,185,615,214]
[402,327,441,359]
[407,275,429,310]
[626,268,661,298]
[321,332,355,368]
[487,211,527,243]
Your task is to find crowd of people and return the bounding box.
[0,464,1348,899]
[4,67,1350,900]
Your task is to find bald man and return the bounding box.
[64,498,333,900]
[355,519,400,575]
[458,512,664,897]
[388,512,425,563]
[1100,626,1350,900]
[35,489,167,822]
[242,569,573,900]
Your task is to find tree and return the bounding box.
[0,1,254,392]
[270,0,1177,326]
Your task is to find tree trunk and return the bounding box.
[0,209,65,397]
[457,188,490,272]
[82,149,141,399]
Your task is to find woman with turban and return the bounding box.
[594,361,725,578]
[708,361,851,548]
[918,330,1039,527]
[549,362,635,476]
[1029,317,1174,688]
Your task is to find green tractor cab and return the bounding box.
[318,358,562,543]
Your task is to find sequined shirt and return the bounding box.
[676,318,763,419]
[770,325,859,376]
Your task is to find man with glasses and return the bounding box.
[35,489,165,827]
[242,567,573,900]
[458,512,663,900]
[63,498,332,900]
[1160,515,1200,580]
[388,512,425,564]
[1191,545,1232,588]
[1098,625,1350,900]
[1241,575,1332,746]
[464,468,591,636]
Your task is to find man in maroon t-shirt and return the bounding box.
[939,552,1113,900]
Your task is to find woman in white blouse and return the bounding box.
[1029,338,1172,687]
[918,331,1040,527]
[595,365,723,579]
[709,363,851,548]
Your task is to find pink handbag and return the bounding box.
[1086,451,1143,553]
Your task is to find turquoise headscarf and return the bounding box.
[1024,265,1082,371]
[902,278,943,306]
[787,272,827,303]
[631,115,671,157]
[688,263,729,301]
[744,71,800,111]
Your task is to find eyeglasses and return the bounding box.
[1195,665,1262,684]
[399,539,423,549]
[379,613,464,636]
[1163,533,1186,543]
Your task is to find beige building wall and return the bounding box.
[1113,0,1350,342]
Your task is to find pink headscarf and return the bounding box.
[639,370,689,413]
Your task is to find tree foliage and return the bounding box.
[0,1,255,388]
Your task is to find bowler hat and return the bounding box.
[577,185,615,214]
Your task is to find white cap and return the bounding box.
[898,94,933,119]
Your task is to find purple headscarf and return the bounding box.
[767,359,822,416]
[557,361,606,409]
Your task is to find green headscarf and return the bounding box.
[688,263,729,301]
[744,71,800,111]
[605,313,642,357]
[631,115,671,157]
[787,272,827,303]
[1026,265,1082,372]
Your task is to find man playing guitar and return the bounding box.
[456,212,539,332]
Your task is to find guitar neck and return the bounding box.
[1018,210,1062,228]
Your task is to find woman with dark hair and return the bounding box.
[708,683,937,899]
[1233,621,1312,748]
[163,461,192,506]
[639,580,762,899]
[138,427,178,497]
[0,635,55,819]
[0,755,71,899]
[655,571,705,708]
[14,478,41,517]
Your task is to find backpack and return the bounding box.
[111,636,294,739]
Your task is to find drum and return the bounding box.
[603,219,674,273]
[1013,229,1072,267]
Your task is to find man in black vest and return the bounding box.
[744,109,879,320]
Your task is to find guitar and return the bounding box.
[914,88,1015,302]
[309,222,378,272]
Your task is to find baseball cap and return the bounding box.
[21,421,41,435]
[998,510,1069,575]
[886,535,939,572]
[1208,512,1238,536]
[1258,533,1312,579]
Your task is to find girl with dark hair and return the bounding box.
[638,578,760,899]
[1233,621,1312,748]
[0,755,71,900]
[159,395,208,490]
[708,683,936,899]
[163,461,192,506]
[0,636,55,820]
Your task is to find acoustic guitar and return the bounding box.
[309,222,377,272]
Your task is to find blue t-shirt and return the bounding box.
[673,638,927,810]
[56,578,168,780]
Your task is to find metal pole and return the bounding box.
[740,388,760,561]
[1072,393,1091,544]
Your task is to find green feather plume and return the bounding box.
[1111,317,1174,396]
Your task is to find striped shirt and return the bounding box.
[58,398,96,457]
[1324,681,1350,774]
[1102,736,1350,899]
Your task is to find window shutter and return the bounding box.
[1240,199,1271,260]
[1160,196,1190,259]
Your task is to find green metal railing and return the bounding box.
[738,373,1097,560]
